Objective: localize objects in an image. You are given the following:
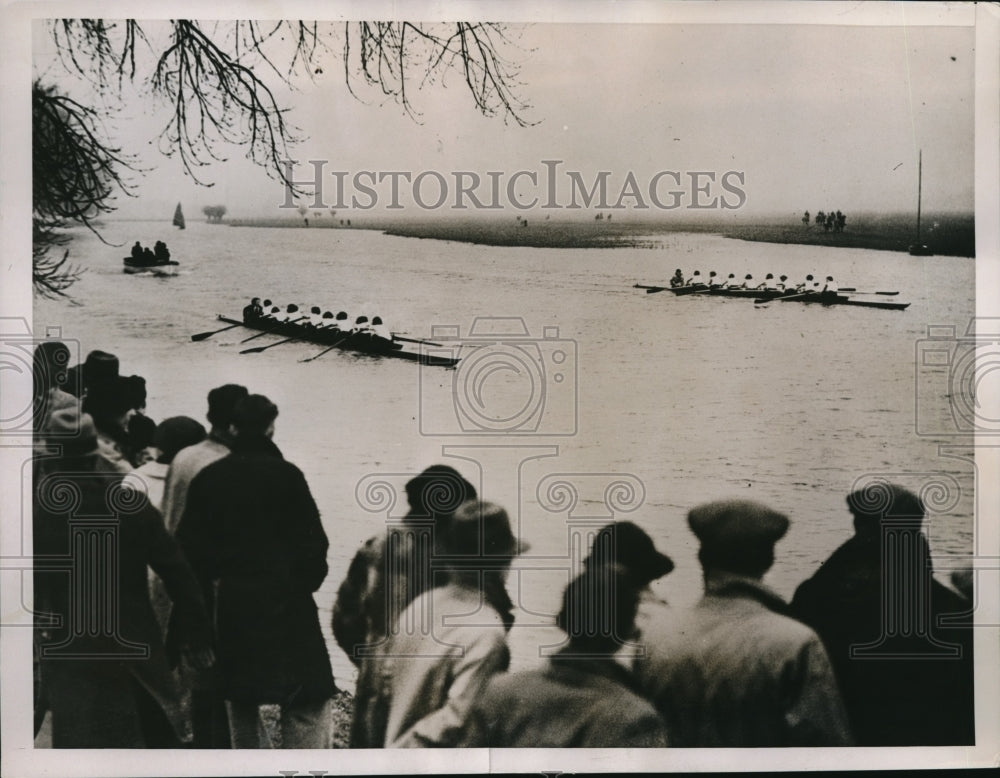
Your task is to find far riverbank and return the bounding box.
[223,212,975,258]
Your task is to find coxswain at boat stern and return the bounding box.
[686,270,703,287]
[740,273,754,290]
[670,268,686,288]
[242,297,264,321]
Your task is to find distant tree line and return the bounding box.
[203,205,227,223]
[802,209,846,232]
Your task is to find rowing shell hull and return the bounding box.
[658,286,909,310]
[218,316,459,367]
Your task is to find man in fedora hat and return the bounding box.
[460,565,668,747]
[367,500,526,747]
[34,407,213,747]
[791,483,974,746]
[333,464,480,748]
[634,499,852,746]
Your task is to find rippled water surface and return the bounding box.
[34,220,977,689]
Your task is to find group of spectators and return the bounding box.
[32,342,975,749]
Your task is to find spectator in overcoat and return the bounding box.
[633,499,853,746]
[176,394,336,748]
[34,407,213,747]
[461,565,668,747]
[790,484,974,746]
[332,464,480,747]
[361,500,525,747]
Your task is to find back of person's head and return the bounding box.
[583,521,674,587]
[404,464,477,521]
[232,394,278,437]
[125,375,147,410]
[847,482,924,539]
[355,315,369,325]
[336,311,348,321]
[287,303,299,313]
[82,376,133,428]
[557,567,640,654]
[206,383,249,429]
[33,341,70,389]
[441,500,525,563]
[372,316,383,326]
[322,311,334,319]
[154,416,207,464]
[311,306,321,315]
[263,299,272,307]
[688,499,789,579]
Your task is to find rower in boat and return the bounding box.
[821,276,839,294]
[669,269,686,288]
[740,274,754,290]
[242,297,264,321]
[278,303,300,323]
[762,273,778,292]
[708,271,724,289]
[797,274,817,293]
[686,270,704,287]
[777,275,789,291]
[721,273,736,289]
[304,306,324,329]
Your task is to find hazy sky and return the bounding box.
[32,12,976,220]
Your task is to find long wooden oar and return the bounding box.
[391,333,444,348]
[754,292,812,305]
[191,322,243,342]
[238,316,306,343]
[299,331,359,363]
[838,288,899,295]
[240,335,304,355]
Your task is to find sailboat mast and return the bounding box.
[916,149,922,242]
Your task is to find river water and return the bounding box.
[33,219,976,691]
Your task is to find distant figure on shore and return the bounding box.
[634,499,852,747]
[790,484,974,746]
[669,269,685,288]
[460,566,668,747]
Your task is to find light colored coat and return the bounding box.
[634,573,852,747]
[161,435,230,533]
[374,582,510,747]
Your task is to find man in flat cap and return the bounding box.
[791,483,974,746]
[634,499,852,746]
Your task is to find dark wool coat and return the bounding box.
[34,465,212,747]
[460,654,668,747]
[176,436,336,706]
[791,533,975,746]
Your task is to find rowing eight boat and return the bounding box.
[216,315,460,366]
[634,284,910,310]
